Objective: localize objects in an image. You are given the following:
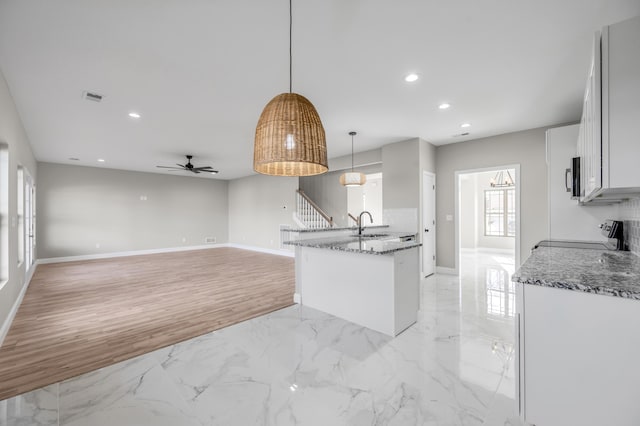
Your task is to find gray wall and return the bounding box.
[382,139,420,213]
[36,163,228,258]
[228,174,298,250]
[0,68,38,332]
[435,127,548,269]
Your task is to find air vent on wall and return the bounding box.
[82,91,104,102]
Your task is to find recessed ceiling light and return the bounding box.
[97,158,105,162]
[461,123,471,128]
[404,73,419,82]
[439,103,451,110]
[128,112,141,119]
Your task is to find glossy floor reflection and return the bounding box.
[0,250,523,426]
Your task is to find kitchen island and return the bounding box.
[512,245,640,426]
[286,231,421,337]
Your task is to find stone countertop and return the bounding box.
[284,233,421,255]
[288,225,390,233]
[512,246,640,300]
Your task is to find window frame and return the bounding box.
[484,188,515,237]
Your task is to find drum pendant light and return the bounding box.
[340,131,366,187]
[253,0,328,176]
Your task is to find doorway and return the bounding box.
[347,173,383,225]
[456,166,520,275]
[25,173,35,268]
[422,172,436,277]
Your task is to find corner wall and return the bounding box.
[228,174,298,251]
[436,127,548,269]
[0,69,38,336]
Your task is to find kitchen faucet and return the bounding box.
[358,211,373,236]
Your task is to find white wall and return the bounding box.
[460,174,478,248]
[436,127,549,269]
[36,163,228,259]
[347,173,383,226]
[228,174,297,250]
[0,68,38,334]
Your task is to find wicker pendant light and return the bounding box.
[253,0,327,176]
[340,131,366,187]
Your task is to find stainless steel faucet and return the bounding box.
[358,211,373,236]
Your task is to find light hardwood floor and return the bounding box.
[0,247,294,401]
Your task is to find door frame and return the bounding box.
[421,171,436,277]
[454,164,521,275]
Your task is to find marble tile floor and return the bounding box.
[0,250,523,426]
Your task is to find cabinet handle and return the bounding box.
[565,168,572,193]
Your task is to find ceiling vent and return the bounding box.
[82,91,103,102]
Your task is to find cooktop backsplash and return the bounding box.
[620,198,640,255]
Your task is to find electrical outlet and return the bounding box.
[95,243,100,249]
[205,237,216,244]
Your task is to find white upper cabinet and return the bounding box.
[578,16,640,203]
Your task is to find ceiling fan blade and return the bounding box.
[193,166,215,171]
[157,166,184,170]
[176,163,187,168]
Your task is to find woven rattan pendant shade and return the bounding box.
[254,93,328,176]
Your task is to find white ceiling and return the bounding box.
[0,0,639,180]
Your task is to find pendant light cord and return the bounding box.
[350,132,356,172]
[289,0,292,93]
[351,135,354,172]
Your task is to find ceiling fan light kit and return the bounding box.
[253,0,328,177]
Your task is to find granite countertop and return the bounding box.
[512,246,640,300]
[288,225,389,233]
[284,233,421,255]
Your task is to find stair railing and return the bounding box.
[295,189,333,228]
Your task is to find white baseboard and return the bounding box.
[36,243,228,264]
[36,243,296,265]
[293,293,301,304]
[0,264,37,348]
[225,243,295,258]
[436,266,458,275]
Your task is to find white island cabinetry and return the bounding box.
[289,230,421,337]
[296,245,418,336]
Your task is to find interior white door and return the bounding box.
[25,175,33,267]
[422,172,436,277]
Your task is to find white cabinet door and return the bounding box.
[603,16,640,190]
[578,32,602,201]
[521,284,640,426]
[578,16,640,203]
